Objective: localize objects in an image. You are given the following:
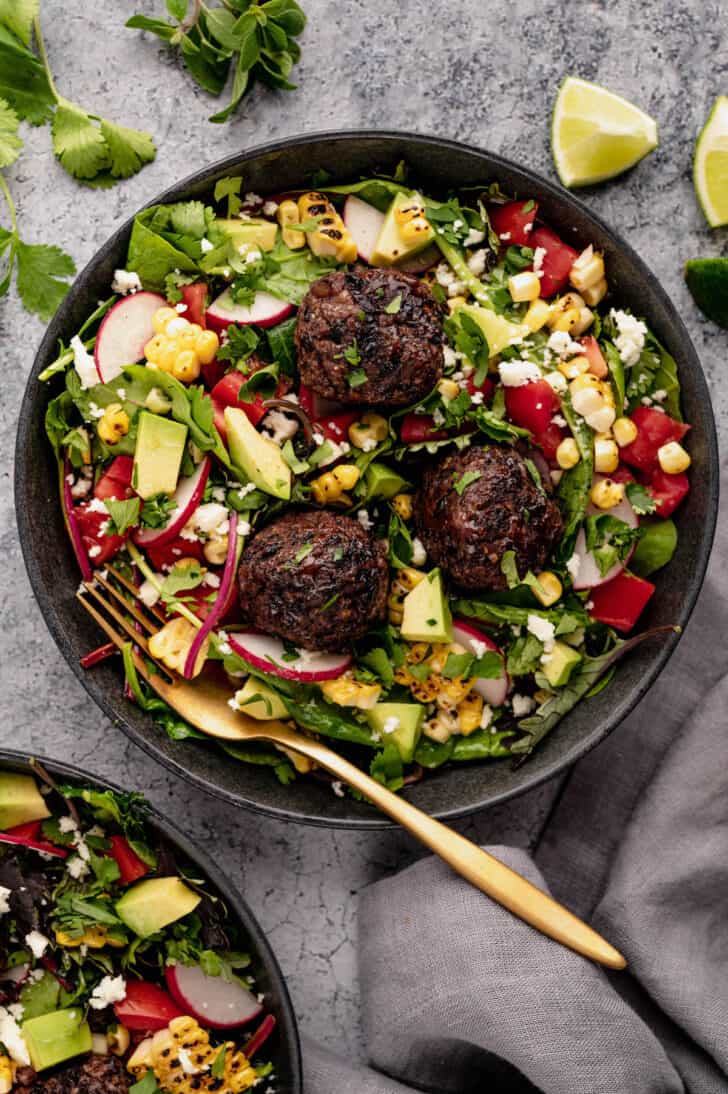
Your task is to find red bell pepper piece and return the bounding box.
[93,457,135,501]
[400,413,448,444]
[588,572,655,633]
[619,407,690,472]
[488,200,538,246]
[0,822,68,859]
[114,981,184,1031]
[179,282,208,328]
[580,335,608,379]
[108,835,149,885]
[145,536,204,573]
[529,226,578,298]
[75,500,127,566]
[504,379,560,435]
[644,468,690,518]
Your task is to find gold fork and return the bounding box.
[76,570,626,970]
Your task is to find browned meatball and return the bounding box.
[237,510,388,650]
[294,266,445,406]
[13,1054,131,1094]
[413,445,563,592]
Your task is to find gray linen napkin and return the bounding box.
[303,457,728,1094]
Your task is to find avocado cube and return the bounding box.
[215,217,278,253]
[116,877,201,938]
[400,568,453,644]
[224,407,291,500]
[367,703,424,763]
[541,640,582,688]
[454,303,530,358]
[365,462,407,500]
[234,678,288,720]
[22,1009,92,1071]
[133,411,187,500]
[370,192,434,267]
[0,773,50,830]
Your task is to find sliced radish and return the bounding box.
[343,195,385,262]
[572,483,638,590]
[451,621,509,706]
[206,289,293,332]
[228,632,352,683]
[397,243,440,274]
[134,458,211,548]
[165,964,262,1029]
[94,291,165,383]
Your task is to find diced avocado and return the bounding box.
[541,641,582,687]
[224,407,291,501]
[371,192,435,266]
[215,217,278,253]
[133,411,187,500]
[367,703,424,763]
[454,303,530,358]
[234,678,288,720]
[400,568,453,644]
[365,462,407,500]
[0,773,50,830]
[116,877,201,938]
[22,1009,92,1071]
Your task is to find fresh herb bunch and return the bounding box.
[127,0,307,123]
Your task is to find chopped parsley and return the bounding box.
[626,481,658,515]
[384,293,402,314]
[348,368,368,388]
[452,469,482,496]
[322,592,340,610]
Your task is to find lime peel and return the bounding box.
[693,95,728,228]
[685,258,728,328]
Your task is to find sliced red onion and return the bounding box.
[183,511,239,679]
[242,1014,276,1058]
[61,457,92,580]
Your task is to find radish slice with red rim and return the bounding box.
[165,964,263,1029]
[60,457,92,580]
[451,621,509,706]
[343,195,385,262]
[94,291,165,383]
[571,484,638,590]
[134,458,211,548]
[206,289,293,331]
[228,632,351,683]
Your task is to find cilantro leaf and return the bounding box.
[452,469,481,496]
[0,96,21,166]
[14,238,75,319]
[100,119,156,179]
[625,480,658,515]
[161,560,206,600]
[52,99,109,179]
[348,367,368,388]
[384,293,402,314]
[129,1071,160,1094]
[104,497,141,536]
[214,176,242,217]
[0,0,38,46]
[0,23,54,124]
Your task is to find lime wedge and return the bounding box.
[685,258,728,328]
[693,96,728,227]
[552,76,658,188]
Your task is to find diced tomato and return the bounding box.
[533,421,564,461]
[466,375,495,402]
[619,407,690,472]
[93,456,135,501]
[201,359,227,390]
[212,363,292,442]
[644,468,690,518]
[75,501,127,566]
[400,413,448,444]
[610,464,636,485]
[179,282,208,327]
[297,382,316,418]
[588,572,655,633]
[488,200,538,246]
[529,226,578,298]
[315,411,360,444]
[504,379,560,436]
[580,336,608,379]
[108,835,149,885]
[114,981,184,1031]
[145,537,204,572]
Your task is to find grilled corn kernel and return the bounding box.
[423,712,455,743]
[399,216,432,243]
[508,270,541,302]
[195,329,219,365]
[569,248,605,293]
[277,199,306,249]
[394,198,426,225]
[149,617,209,676]
[107,1024,130,1056]
[298,192,357,263]
[174,349,201,383]
[311,464,360,504]
[457,692,484,736]
[532,571,563,607]
[399,566,425,591]
[56,926,124,949]
[0,1056,11,1094]
[658,441,691,474]
[348,412,388,448]
[613,416,638,447]
[320,675,381,710]
[523,298,552,332]
[203,530,228,566]
[590,478,625,510]
[586,404,616,433]
[152,306,178,334]
[387,592,404,624]
[594,437,619,473]
[558,353,590,380]
[437,377,461,400]
[582,278,608,307]
[97,404,130,446]
[130,1016,257,1093]
[392,492,413,519]
[556,437,580,469]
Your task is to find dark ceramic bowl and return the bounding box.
[0,749,301,1091]
[16,131,719,828]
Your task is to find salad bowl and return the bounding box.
[15,131,719,827]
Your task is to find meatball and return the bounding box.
[237,510,388,650]
[413,445,563,592]
[295,266,445,406]
[14,1054,131,1094]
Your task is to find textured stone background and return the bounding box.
[1,0,726,1064]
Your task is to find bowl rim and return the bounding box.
[0,747,303,1090]
[15,128,719,829]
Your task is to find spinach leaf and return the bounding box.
[126,211,199,290]
[324,176,408,212]
[630,518,678,577]
[370,743,404,791]
[282,696,378,749]
[473,405,529,444]
[602,340,625,413]
[556,391,594,561]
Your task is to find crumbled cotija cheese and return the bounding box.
[610,309,647,368]
[89,975,127,1010]
[498,360,542,387]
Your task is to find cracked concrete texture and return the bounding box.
[2,0,726,1062]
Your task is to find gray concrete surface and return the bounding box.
[2,0,726,1063]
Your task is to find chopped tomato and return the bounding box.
[145,537,204,572]
[529,226,578,298]
[533,421,564,461]
[466,375,495,402]
[504,379,560,435]
[588,572,655,633]
[75,500,127,566]
[610,464,636,485]
[400,413,448,444]
[644,468,690,518]
[93,457,135,501]
[179,282,208,327]
[488,200,538,246]
[619,407,690,472]
[201,358,227,390]
[108,835,149,885]
[580,336,608,378]
[114,981,184,1031]
[298,383,358,442]
[212,361,291,441]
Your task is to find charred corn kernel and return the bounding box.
[552,306,582,333]
[394,197,426,225]
[55,926,123,949]
[399,217,431,244]
[586,405,616,433]
[98,404,130,445]
[437,676,473,707]
[149,617,209,676]
[582,278,608,307]
[298,192,357,263]
[437,377,461,400]
[556,437,581,469]
[399,567,425,591]
[152,306,179,334]
[129,1016,257,1093]
[348,412,388,448]
[278,745,315,774]
[558,353,590,379]
[457,692,484,736]
[569,248,605,293]
[332,464,359,490]
[392,492,413,519]
[92,1033,109,1055]
[658,441,691,474]
[311,464,360,504]
[523,298,552,332]
[406,642,430,664]
[0,1057,13,1094]
[195,329,219,365]
[174,349,201,383]
[387,592,404,624]
[590,478,625,510]
[423,711,456,743]
[594,437,620,473]
[508,270,541,302]
[613,416,638,447]
[107,1024,130,1056]
[320,674,381,710]
[277,199,306,248]
[203,530,228,566]
[532,571,563,607]
[570,374,605,420]
[570,373,600,395]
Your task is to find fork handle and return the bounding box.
[266,724,625,970]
